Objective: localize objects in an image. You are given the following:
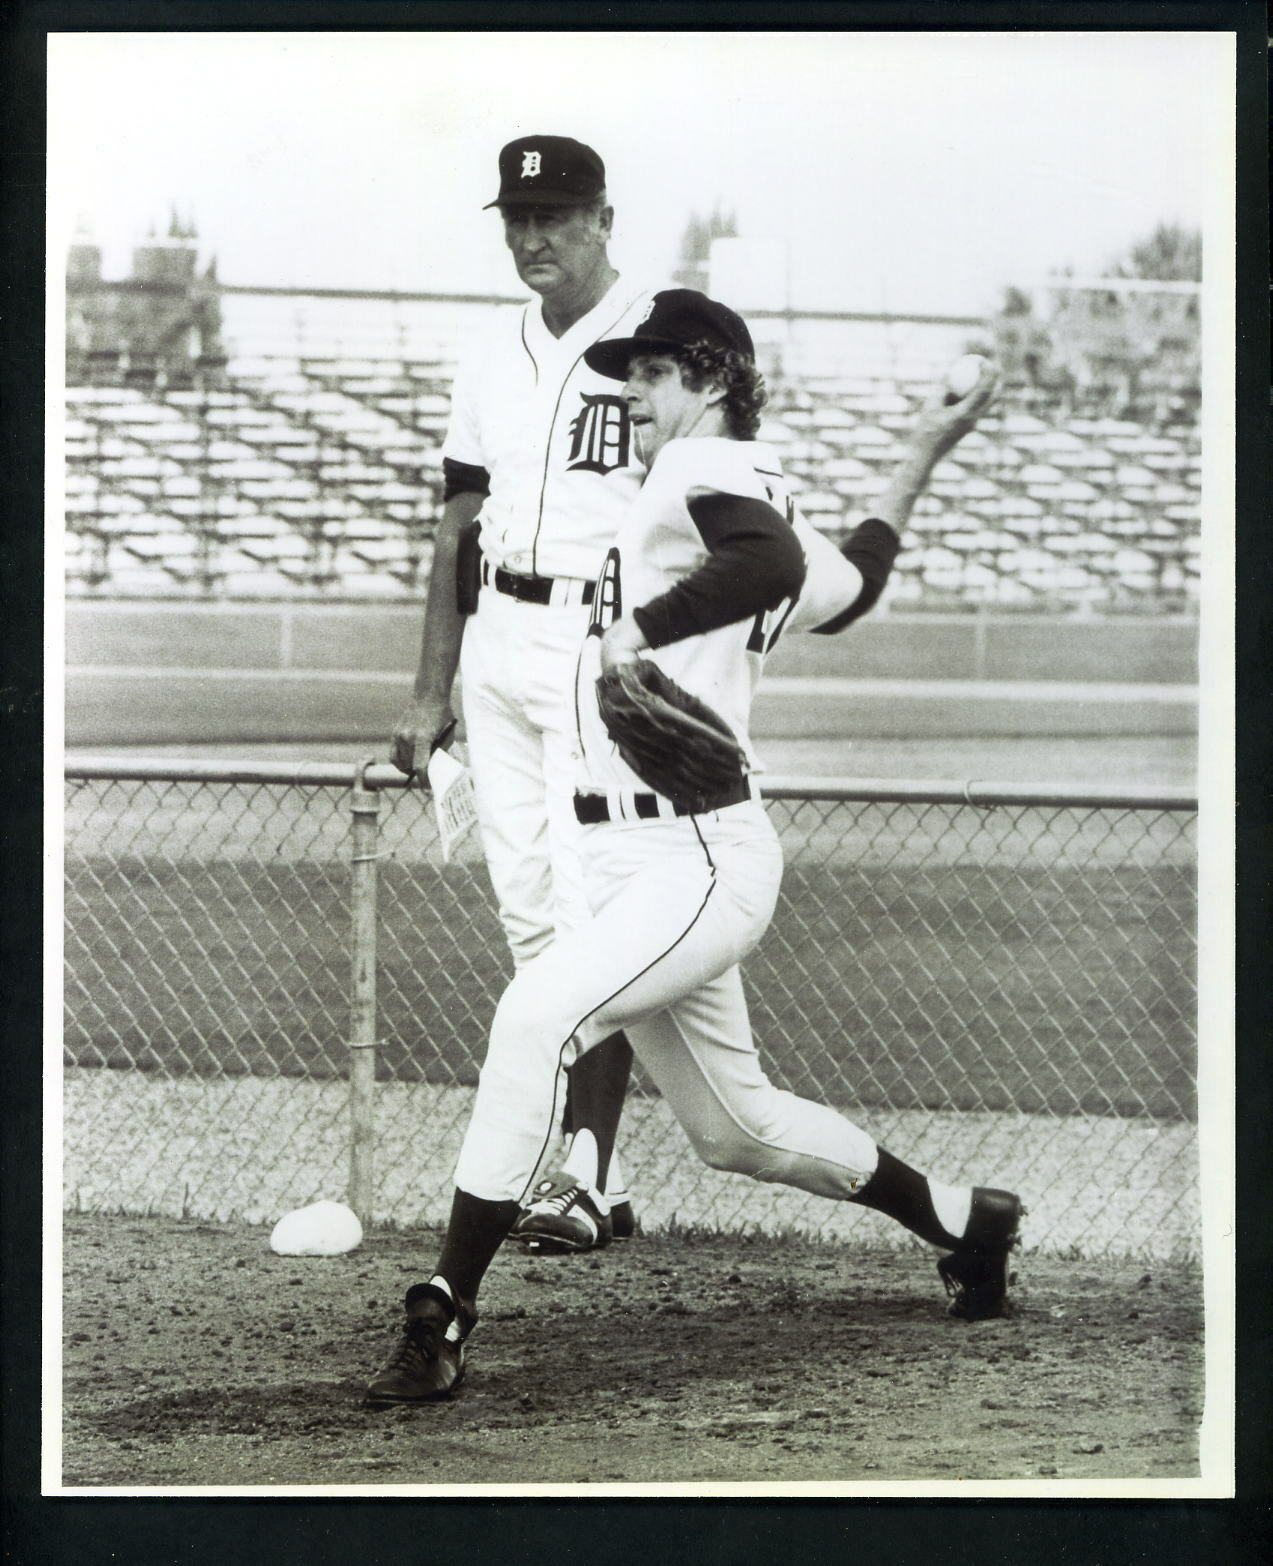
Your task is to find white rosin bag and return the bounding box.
[426,745,478,862]
[269,1199,363,1256]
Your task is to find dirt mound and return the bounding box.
[61,1215,1203,1489]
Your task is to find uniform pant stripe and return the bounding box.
[512,857,720,1209]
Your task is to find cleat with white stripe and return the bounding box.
[510,1171,612,1254]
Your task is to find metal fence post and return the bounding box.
[348,760,381,1226]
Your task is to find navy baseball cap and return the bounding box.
[484,135,606,209]
[584,289,756,380]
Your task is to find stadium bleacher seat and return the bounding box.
[63,299,1200,609]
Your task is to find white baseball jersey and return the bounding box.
[573,435,865,795]
[784,514,871,634]
[443,279,655,581]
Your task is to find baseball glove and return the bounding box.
[595,659,748,811]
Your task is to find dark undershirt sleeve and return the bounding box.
[631,491,807,651]
[442,457,491,503]
[810,518,901,634]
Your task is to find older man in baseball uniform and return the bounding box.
[391,136,655,1249]
[367,290,1021,1407]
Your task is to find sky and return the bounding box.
[47,29,1232,318]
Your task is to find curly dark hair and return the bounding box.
[673,339,767,441]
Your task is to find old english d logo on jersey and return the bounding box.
[566,394,631,476]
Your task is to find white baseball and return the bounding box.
[944,353,988,402]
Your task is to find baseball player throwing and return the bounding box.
[367,290,1019,1407]
[391,137,656,1247]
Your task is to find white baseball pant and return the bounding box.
[459,585,592,966]
[453,800,881,1205]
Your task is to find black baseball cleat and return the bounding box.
[365,1282,475,1406]
[509,1171,612,1254]
[936,1188,1023,1322]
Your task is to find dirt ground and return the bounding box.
[59,1214,1203,1490]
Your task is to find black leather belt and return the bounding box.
[574,779,752,823]
[484,562,595,606]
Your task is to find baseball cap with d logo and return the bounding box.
[484,135,607,208]
[584,289,756,380]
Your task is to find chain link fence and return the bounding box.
[63,760,1198,1260]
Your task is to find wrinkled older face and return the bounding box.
[500,201,612,299]
[622,353,721,465]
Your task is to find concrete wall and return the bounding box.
[64,600,1199,747]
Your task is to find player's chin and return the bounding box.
[632,419,658,464]
[519,262,559,287]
